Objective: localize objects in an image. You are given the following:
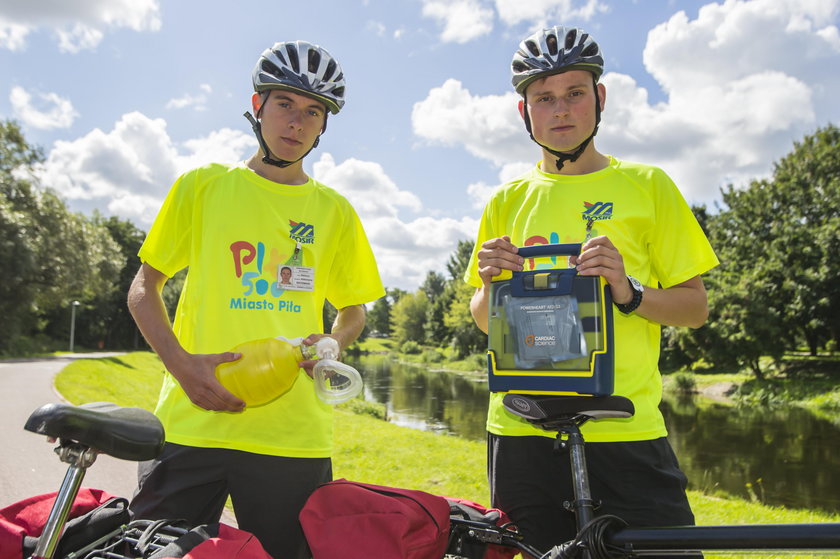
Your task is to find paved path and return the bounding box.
[0,354,236,526]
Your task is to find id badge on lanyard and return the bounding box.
[277,242,314,292]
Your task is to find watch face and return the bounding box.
[628,275,644,292]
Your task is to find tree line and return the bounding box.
[2,119,838,378]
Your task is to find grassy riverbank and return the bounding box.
[55,351,840,531]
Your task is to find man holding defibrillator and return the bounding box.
[464,26,719,553]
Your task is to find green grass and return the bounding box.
[54,351,840,546]
[56,352,164,410]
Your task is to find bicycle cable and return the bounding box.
[542,515,629,559]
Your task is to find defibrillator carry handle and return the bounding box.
[510,244,582,298]
[516,242,581,258]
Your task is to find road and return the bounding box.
[0,354,236,526]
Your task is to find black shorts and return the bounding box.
[129,443,331,559]
[488,433,695,554]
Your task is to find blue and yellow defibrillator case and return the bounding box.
[487,243,615,396]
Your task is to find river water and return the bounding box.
[351,354,840,514]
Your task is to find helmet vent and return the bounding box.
[308,49,321,74]
[546,34,558,56]
[323,59,337,81]
[333,86,345,100]
[285,44,300,73]
[565,28,577,50]
[525,40,540,57]
[582,42,599,57]
[261,60,283,78]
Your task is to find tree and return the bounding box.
[670,125,840,375]
[444,281,487,358]
[368,296,392,336]
[391,290,429,344]
[0,119,125,353]
[421,271,451,344]
[446,239,474,281]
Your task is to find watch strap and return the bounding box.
[615,276,643,314]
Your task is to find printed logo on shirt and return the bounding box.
[289,220,315,244]
[582,201,613,221]
[228,240,302,314]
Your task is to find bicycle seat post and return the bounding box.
[32,442,99,559]
[23,402,166,559]
[559,422,595,531]
[502,394,635,552]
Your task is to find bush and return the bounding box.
[421,348,444,363]
[337,398,387,420]
[400,340,421,354]
[670,372,697,394]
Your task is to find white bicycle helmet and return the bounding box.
[253,40,345,114]
[511,26,603,95]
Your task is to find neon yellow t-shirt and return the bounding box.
[139,162,385,457]
[465,156,719,442]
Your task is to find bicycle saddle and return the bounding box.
[24,402,165,461]
[503,394,634,427]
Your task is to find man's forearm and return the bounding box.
[470,286,490,334]
[633,276,709,328]
[127,263,187,371]
[330,304,367,350]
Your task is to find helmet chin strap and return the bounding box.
[523,77,602,172]
[243,97,327,168]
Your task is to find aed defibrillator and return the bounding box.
[487,243,615,396]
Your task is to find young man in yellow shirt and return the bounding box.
[465,26,718,553]
[128,40,384,558]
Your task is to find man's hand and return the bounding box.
[476,235,524,285]
[169,351,246,412]
[297,334,338,378]
[569,235,633,304]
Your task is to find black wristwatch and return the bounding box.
[615,275,644,314]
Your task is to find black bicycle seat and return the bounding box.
[24,402,165,462]
[503,394,634,426]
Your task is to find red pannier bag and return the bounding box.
[299,479,451,559]
[144,522,272,559]
[445,497,518,559]
[0,487,119,559]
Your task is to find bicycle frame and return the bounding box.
[500,394,840,559]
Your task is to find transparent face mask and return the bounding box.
[308,337,363,404]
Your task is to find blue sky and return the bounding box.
[2,0,839,290]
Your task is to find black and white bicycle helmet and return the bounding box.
[511,26,603,95]
[244,40,345,168]
[511,27,604,171]
[253,40,345,114]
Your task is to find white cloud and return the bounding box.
[35,112,255,224]
[421,0,495,43]
[494,0,608,27]
[166,84,213,111]
[312,154,422,220]
[366,20,387,36]
[412,79,532,165]
[10,86,79,129]
[0,17,29,51]
[311,153,477,289]
[415,0,840,206]
[0,0,160,51]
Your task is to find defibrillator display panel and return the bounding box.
[487,243,614,396]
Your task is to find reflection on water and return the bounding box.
[354,354,489,441]
[662,392,840,513]
[351,355,840,513]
